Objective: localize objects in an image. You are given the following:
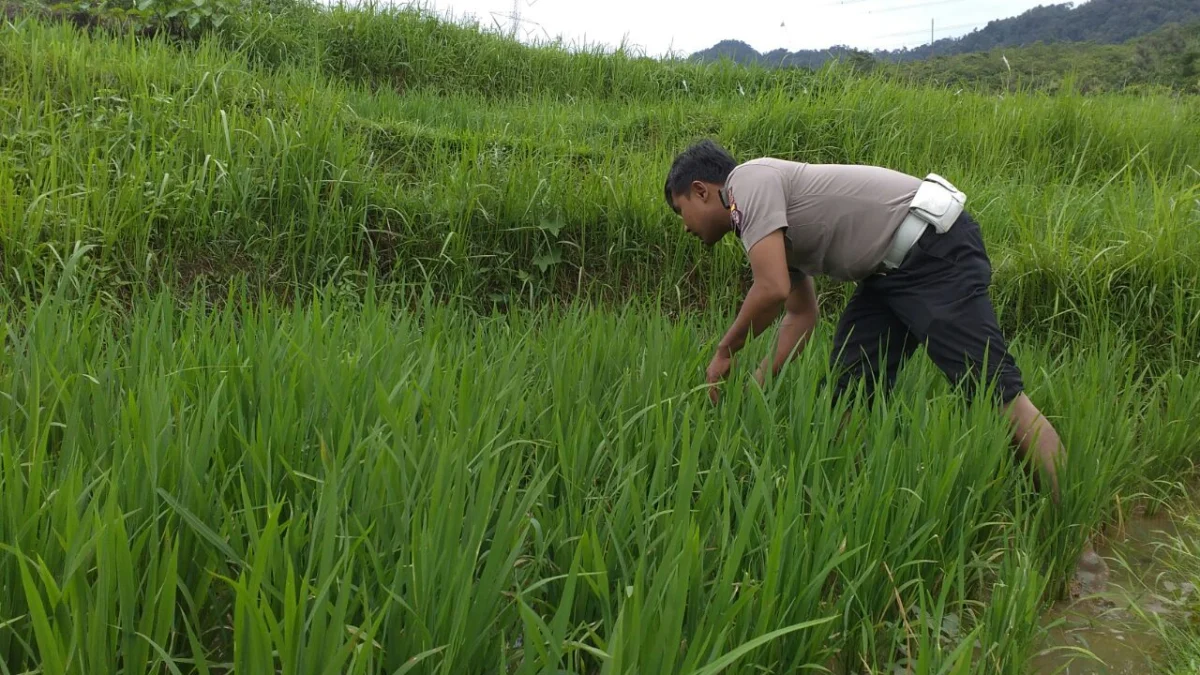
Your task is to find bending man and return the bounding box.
[664,139,1064,502]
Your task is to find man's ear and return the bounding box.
[691,180,710,201]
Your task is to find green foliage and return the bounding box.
[0,258,1197,673]
[0,6,1198,671]
[893,21,1200,94]
[33,0,245,37]
[1,12,1198,359]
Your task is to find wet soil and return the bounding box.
[1032,510,1191,674]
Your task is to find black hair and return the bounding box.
[663,139,737,213]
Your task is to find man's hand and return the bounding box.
[706,349,732,405]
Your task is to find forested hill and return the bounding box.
[896,21,1199,94]
[690,0,1200,67]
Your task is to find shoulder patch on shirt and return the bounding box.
[722,186,743,234]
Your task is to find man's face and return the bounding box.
[671,182,729,247]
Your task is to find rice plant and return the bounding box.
[0,3,1198,672]
[0,250,1196,673]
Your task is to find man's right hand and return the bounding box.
[706,349,733,405]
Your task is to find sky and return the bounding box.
[399,0,1083,58]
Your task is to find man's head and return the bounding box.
[664,139,738,246]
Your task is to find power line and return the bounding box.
[869,0,975,14]
[488,0,543,41]
[823,0,943,7]
[874,19,984,40]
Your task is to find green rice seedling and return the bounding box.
[1,267,1196,673]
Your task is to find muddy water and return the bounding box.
[1031,511,1189,674]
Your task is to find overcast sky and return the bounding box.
[400,0,1081,58]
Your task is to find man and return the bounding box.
[664,139,1063,502]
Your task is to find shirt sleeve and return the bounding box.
[730,165,806,283]
[730,165,789,255]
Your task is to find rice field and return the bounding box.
[2,269,1197,674]
[1,3,1199,673]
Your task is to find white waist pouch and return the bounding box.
[910,173,967,234]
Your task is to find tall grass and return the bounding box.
[1,13,1198,355]
[0,253,1198,673]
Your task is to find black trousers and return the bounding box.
[829,211,1024,405]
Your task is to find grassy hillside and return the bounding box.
[3,4,1199,350]
[1,3,1199,674]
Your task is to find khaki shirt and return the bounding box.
[725,158,922,282]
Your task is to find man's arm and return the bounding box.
[705,229,791,402]
[715,229,792,360]
[756,276,819,384]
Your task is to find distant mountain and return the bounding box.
[689,0,1200,68]
[690,40,865,69]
